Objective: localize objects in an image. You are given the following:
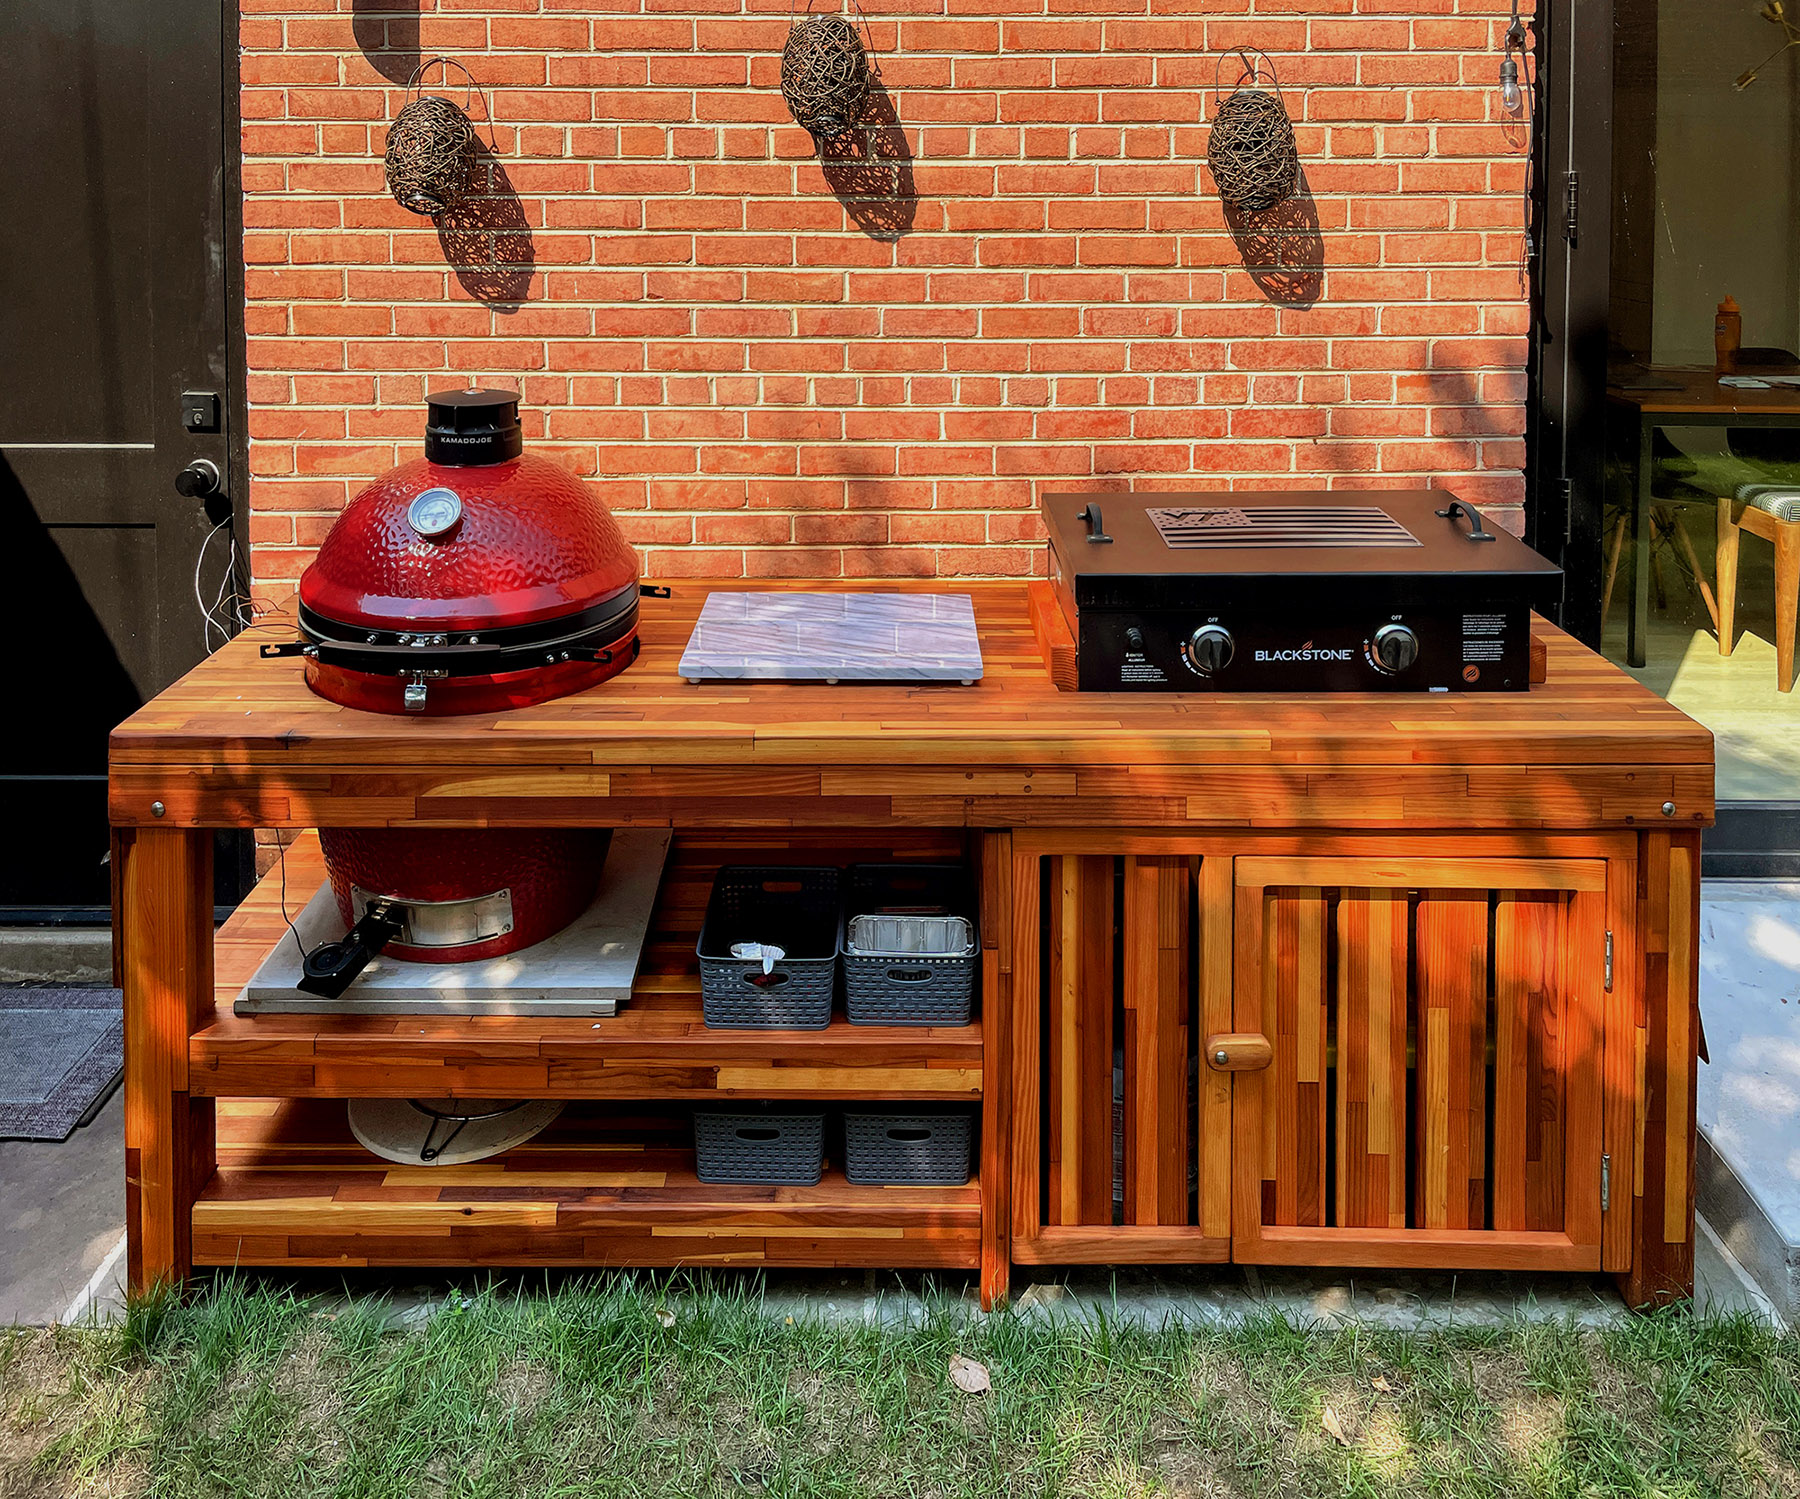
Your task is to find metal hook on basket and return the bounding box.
[404,57,497,150]
[1213,46,1280,105]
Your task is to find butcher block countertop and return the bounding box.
[108,581,1714,832]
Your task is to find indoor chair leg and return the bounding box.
[1601,513,1627,623]
[1716,498,1741,655]
[1776,526,1799,693]
[1664,510,1719,630]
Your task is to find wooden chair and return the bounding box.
[1716,485,1800,693]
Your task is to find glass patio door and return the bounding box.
[1603,0,1800,803]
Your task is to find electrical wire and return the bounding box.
[192,514,256,653]
[1505,0,1538,289]
[275,831,310,965]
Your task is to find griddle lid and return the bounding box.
[426,387,523,466]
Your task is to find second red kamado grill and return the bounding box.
[263,387,645,716]
[262,389,651,997]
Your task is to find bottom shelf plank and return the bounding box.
[195,1100,981,1271]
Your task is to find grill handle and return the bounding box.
[297,899,405,1000]
[1077,503,1114,544]
[1435,499,1497,543]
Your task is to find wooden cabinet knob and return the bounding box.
[1205,1033,1273,1071]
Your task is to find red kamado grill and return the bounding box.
[264,387,645,716]
[261,389,650,998]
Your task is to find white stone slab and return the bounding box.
[1696,878,1800,1319]
[235,829,671,1016]
[678,592,983,684]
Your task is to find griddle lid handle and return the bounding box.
[1435,499,1497,542]
[297,899,405,1000]
[1077,503,1114,544]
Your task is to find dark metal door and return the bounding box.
[1527,0,1614,647]
[0,1,237,912]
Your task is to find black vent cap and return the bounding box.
[425,387,524,466]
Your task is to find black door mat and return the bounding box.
[0,988,123,1141]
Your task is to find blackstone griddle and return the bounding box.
[1044,489,1563,692]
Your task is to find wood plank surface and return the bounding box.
[1121,855,1191,1227]
[110,584,1714,833]
[1044,855,1114,1227]
[195,836,983,1101]
[1261,889,1329,1230]
[1414,893,1490,1231]
[1334,891,1409,1230]
[194,1100,980,1271]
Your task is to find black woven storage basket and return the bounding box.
[697,865,841,1028]
[694,1108,826,1185]
[842,1107,974,1185]
[842,864,978,1026]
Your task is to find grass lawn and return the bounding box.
[2,1277,1797,1497]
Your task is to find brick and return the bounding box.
[239,0,1531,587]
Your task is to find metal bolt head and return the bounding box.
[1214,1049,1229,1066]
[1662,801,1677,818]
[151,801,166,818]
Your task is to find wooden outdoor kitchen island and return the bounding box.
[110,582,1712,1310]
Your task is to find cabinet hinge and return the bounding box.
[1601,1152,1612,1212]
[1604,930,1614,991]
[1563,170,1580,242]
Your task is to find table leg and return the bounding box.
[117,825,215,1294]
[1629,417,1654,668]
[1616,830,1698,1308]
[978,831,1012,1310]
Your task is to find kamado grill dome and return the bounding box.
[265,388,644,716]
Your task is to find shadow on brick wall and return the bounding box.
[352,0,420,85]
[435,146,535,309]
[1223,168,1323,309]
[820,87,916,243]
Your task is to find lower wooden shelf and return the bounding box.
[193,1099,982,1271]
[195,833,982,1101]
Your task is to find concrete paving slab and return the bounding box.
[0,1087,124,1325]
[1697,880,1800,1322]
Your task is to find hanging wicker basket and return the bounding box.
[1207,49,1300,212]
[384,58,483,217]
[781,4,876,142]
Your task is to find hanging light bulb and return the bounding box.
[1498,0,1527,115]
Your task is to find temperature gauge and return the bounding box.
[407,487,463,540]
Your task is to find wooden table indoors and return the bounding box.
[109,582,1713,1309]
[1608,366,1800,666]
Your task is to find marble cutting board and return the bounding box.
[235,829,671,1016]
[678,592,983,684]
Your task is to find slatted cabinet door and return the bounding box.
[1010,835,1233,1264]
[1231,857,1609,1270]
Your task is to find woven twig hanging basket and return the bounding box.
[384,58,484,216]
[781,2,876,142]
[1207,49,1300,211]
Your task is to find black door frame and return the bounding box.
[1527,0,1614,648]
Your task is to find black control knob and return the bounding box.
[174,458,222,501]
[1185,624,1235,676]
[1125,627,1145,652]
[1371,623,1420,674]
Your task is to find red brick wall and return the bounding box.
[240,1,1533,587]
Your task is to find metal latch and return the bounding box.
[1601,1152,1612,1211]
[1605,930,1614,991]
